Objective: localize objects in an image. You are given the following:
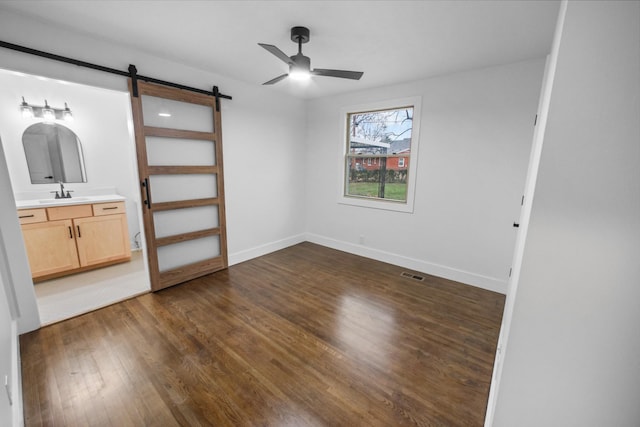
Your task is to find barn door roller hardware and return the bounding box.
[0,40,231,109]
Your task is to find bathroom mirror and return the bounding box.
[22,123,87,184]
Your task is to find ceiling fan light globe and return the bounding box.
[289,69,311,81]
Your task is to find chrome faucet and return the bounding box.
[51,181,73,199]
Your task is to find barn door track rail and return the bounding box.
[0,39,231,110]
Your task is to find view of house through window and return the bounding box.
[345,106,414,202]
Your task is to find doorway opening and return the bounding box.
[0,67,151,325]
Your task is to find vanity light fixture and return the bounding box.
[19,97,74,122]
[20,96,34,119]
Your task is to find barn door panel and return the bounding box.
[129,80,227,291]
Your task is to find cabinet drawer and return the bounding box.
[17,208,47,224]
[47,204,93,221]
[93,201,126,216]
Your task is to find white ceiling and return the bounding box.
[0,0,560,99]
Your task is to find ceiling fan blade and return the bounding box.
[262,74,289,85]
[312,69,364,80]
[258,43,293,65]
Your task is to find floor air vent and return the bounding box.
[400,272,425,282]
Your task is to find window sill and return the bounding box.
[338,195,415,213]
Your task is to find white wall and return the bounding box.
[305,59,545,293]
[0,69,142,248]
[0,139,40,336]
[492,1,640,425]
[0,271,14,427]
[0,251,21,427]
[0,138,34,425]
[222,84,307,263]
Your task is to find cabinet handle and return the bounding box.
[76,225,81,238]
[19,214,35,218]
[102,207,118,210]
[68,226,73,239]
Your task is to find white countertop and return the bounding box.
[16,194,126,210]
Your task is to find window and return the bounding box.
[339,97,421,213]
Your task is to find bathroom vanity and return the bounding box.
[16,195,131,282]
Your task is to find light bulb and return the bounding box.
[63,102,73,122]
[20,97,34,119]
[42,100,55,122]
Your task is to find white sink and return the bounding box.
[16,194,125,209]
[38,197,90,205]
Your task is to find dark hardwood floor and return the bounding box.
[20,242,505,426]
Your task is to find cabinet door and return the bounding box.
[74,214,131,267]
[21,219,80,278]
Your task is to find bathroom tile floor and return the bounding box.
[34,250,150,325]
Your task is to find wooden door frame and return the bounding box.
[128,80,228,291]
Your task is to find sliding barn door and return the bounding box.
[129,80,227,291]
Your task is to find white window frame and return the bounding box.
[398,157,405,168]
[338,96,422,213]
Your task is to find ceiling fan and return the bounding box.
[258,26,364,85]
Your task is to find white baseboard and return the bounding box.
[305,233,507,294]
[226,232,507,294]
[228,234,306,266]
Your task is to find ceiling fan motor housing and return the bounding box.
[290,53,311,72]
[291,26,310,44]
